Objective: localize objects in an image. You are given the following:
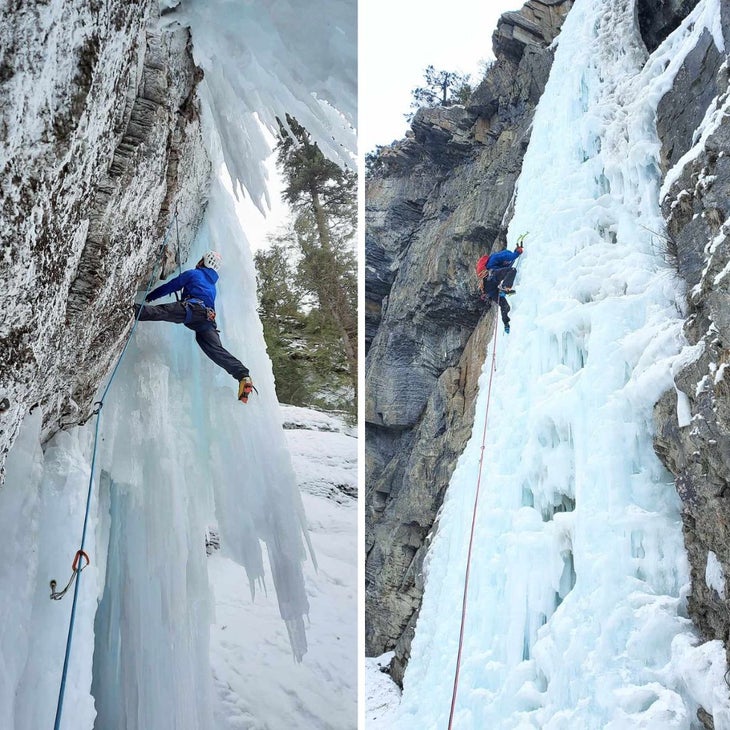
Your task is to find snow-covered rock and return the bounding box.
[0,2,209,482]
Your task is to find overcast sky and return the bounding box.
[360,0,523,154]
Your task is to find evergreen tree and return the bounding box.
[275,115,357,391]
[255,230,355,414]
[407,65,471,120]
[254,240,309,406]
[365,145,387,177]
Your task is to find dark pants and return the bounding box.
[482,267,517,327]
[134,302,249,381]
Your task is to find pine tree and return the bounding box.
[255,231,355,413]
[254,240,309,406]
[407,65,471,120]
[275,115,357,391]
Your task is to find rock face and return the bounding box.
[652,0,730,684]
[0,1,210,482]
[366,0,730,700]
[636,0,701,53]
[364,0,574,682]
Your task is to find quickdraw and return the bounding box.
[49,550,91,601]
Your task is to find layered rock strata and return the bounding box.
[0,2,210,482]
[365,0,573,683]
[652,0,730,686]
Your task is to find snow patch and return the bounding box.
[706,551,726,599]
[209,407,357,728]
[366,653,402,729]
[676,389,692,427]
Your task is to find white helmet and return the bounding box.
[202,250,222,271]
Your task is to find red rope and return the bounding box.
[448,323,500,729]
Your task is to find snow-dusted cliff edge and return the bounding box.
[0,1,209,480]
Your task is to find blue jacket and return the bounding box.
[147,267,219,309]
[487,249,522,269]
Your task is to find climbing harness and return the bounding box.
[181,298,216,325]
[50,211,179,730]
[447,321,500,730]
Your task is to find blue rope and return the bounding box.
[173,205,182,301]
[53,213,179,730]
[175,206,182,280]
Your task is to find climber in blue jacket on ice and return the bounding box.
[476,237,524,334]
[134,250,255,403]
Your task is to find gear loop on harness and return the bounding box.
[182,298,217,328]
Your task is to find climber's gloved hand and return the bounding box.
[515,246,524,255]
[238,375,256,404]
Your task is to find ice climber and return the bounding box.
[476,238,524,334]
[134,250,256,403]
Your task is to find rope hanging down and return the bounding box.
[447,235,525,726]
[174,202,182,300]
[51,212,178,730]
[447,318,500,730]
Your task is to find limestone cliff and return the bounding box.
[0,1,210,481]
[366,0,730,695]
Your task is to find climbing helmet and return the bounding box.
[202,250,222,271]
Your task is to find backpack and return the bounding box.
[475,254,490,280]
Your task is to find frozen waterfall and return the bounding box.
[392,0,730,728]
[0,1,355,729]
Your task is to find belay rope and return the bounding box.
[174,202,182,301]
[447,323,499,730]
[50,212,178,730]
[448,236,525,727]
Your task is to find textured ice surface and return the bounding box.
[162,0,357,210]
[389,1,730,728]
[0,0,355,727]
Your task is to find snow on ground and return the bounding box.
[366,653,401,729]
[282,405,357,501]
[209,405,357,729]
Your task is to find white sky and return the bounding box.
[234,154,289,253]
[360,0,523,154]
